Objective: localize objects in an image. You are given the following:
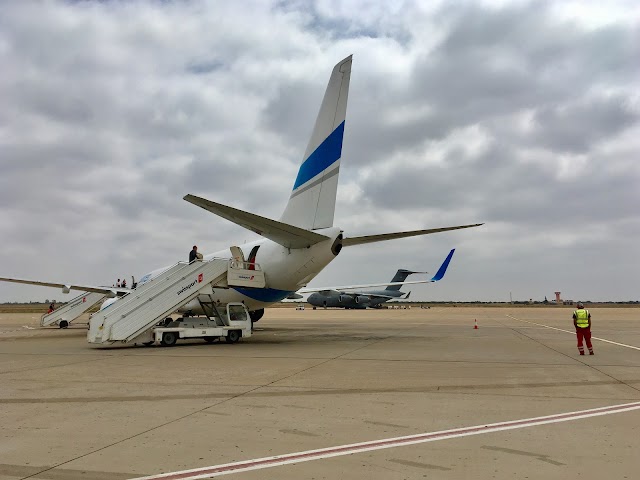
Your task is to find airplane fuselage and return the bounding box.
[307,288,405,309]
[116,227,343,315]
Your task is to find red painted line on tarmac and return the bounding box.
[131,401,640,480]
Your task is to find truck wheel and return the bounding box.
[225,330,241,344]
[161,331,178,347]
[204,336,217,343]
[59,320,69,329]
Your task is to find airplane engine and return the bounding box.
[355,295,370,305]
[339,295,350,303]
[331,233,343,256]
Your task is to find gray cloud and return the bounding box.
[1,0,638,303]
[527,95,638,153]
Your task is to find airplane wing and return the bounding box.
[299,249,455,294]
[354,292,396,300]
[184,194,330,249]
[342,224,482,246]
[0,276,129,297]
[299,279,433,295]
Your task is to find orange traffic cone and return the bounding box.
[474,319,478,329]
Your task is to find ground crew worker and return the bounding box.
[573,302,594,355]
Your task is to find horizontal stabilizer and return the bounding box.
[0,276,128,296]
[184,194,330,249]
[342,223,483,246]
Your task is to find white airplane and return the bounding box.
[0,55,482,324]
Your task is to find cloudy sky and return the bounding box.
[1,0,638,303]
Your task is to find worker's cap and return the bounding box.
[577,302,584,308]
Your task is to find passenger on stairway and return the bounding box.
[189,245,203,263]
[121,278,127,288]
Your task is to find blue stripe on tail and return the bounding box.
[293,121,345,190]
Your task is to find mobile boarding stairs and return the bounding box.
[41,291,106,328]
[87,258,265,346]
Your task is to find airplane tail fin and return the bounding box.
[385,269,421,291]
[279,55,352,230]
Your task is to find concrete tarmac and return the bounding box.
[0,307,639,479]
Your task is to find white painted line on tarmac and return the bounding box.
[506,314,640,351]
[130,401,640,480]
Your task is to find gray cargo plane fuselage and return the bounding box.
[307,269,417,309]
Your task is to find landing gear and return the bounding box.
[249,309,264,323]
